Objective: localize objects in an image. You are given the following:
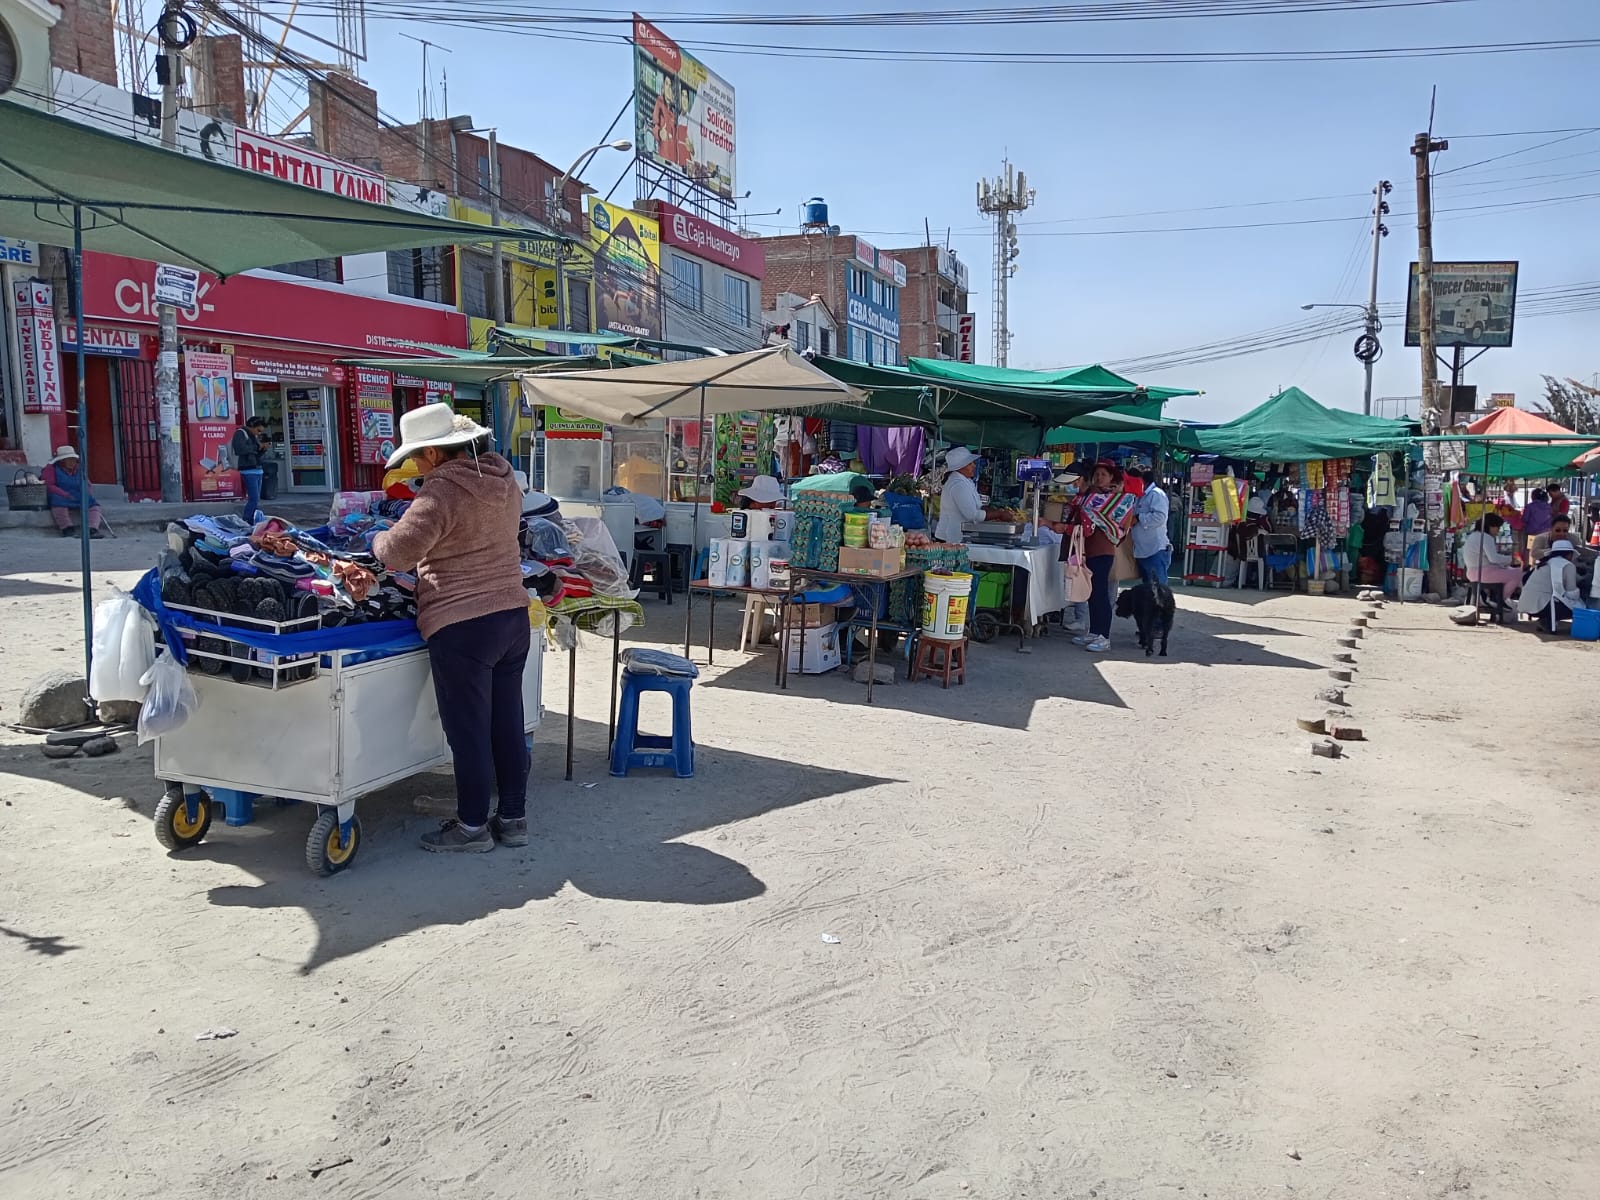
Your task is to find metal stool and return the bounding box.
[609,672,695,778]
[909,637,967,688]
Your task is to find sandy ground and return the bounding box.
[0,527,1595,1199]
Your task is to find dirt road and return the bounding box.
[1,531,1593,1199]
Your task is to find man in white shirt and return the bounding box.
[1517,540,1584,632]
[934,447,986,544]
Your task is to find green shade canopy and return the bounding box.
[1418,435,1600,480]
[0,100,545,276]
[906,359,1200,404]
[1185,387,1414,462]
[1045,409,1182,447]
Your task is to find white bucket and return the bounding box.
[921,571,974,641]
[1394,566,1425,600]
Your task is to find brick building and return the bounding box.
[757,231,905,366]
[881,245,971,363]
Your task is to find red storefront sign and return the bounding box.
[644,200,765,278]
[61,325,148,358]
[957,313,976,364]
[183,351,242,500]
[13,280,64,413]
[80,252,469,353]
[233,130,387,205]
[231,350,346,384]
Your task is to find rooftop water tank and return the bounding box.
[802,197,829,227]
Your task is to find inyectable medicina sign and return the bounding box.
[633,15,737,201]
[1405,261,1519,349]
[590,198,662,340]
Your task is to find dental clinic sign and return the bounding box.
[200,123,387,205]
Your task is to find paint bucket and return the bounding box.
[921,570,974,641]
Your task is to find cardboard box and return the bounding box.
[837,545,905,576]
[785,623,842,674]
[783,602,836,629]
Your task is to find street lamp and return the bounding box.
[551,139,633,334]
[1301,301,1382,416]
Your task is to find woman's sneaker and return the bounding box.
[420,819,494,853]
[1071,633,1094,645]
[1084,636,1111,653]
[490,815,529,847]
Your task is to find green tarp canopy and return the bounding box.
[908,359,1199,418]
[0,100,547,274]
[1418,436,1600,480]
[1185,386,1413,462]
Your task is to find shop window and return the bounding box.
[387,246,450,304]
[722,274,751,327]
[271,258,342,283]
[886,287,898,314]
[459,249,495,320]
[477,154,491,198]
[667,254,703,312]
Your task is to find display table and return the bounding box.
[686,580,790,675]
[965,542,1065,648]
[782,566,924,703]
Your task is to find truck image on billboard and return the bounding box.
[1405,261,1518,349]
[633,15,737,201]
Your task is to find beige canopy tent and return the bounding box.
[519,345,867,655]
[517,344,864,426]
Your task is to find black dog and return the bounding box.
[1115,582,1175,656]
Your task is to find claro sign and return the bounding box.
[645,200,765,278]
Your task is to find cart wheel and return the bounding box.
[306,811,362,876]
[970,611,1000,643]
[154,789,213,851]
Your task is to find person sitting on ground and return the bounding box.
[1460,514,1522,599]
[42,446,105,539]
[1517,539,1585,632]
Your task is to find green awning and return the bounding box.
[1416,435,1600,480]
[907,359,1201,409]
[1045,409,1182,447]
[0,100,547,275]
[1187,387,1414,462]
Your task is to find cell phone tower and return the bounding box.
[976,160,1035,367]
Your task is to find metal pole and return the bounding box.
[74,208,94,699]
[154,0,187,502]
[684,382,706,660]
[1413,130,1449,598]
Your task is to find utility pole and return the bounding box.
[487,129,506,326]
[1359,180,1392,416]
[976,160,1035,367]
[1412,131,1449,597]
[153,0,187,501]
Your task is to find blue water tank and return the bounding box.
[802,197,829,227]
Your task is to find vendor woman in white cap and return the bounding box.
[737,474,785,509]
[934,447,986,544]
[373,405,532,854]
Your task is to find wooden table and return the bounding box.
[686,580,791,677]
[782,566,925,703]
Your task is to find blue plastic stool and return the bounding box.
[609,672,695,778]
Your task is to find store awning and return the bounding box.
[1045,409,1183,447]
[908,359,1201,408]
[518,345,864,426]
[1186,386,1414,461]
[1462,407,1600,468]
[0,100,548,275]
[1416,435,1600,479]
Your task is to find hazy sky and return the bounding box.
[294,0,1597,421]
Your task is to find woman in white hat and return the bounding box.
[933,447,985,545]
[737,474,785,509]
[42,446,105,539]
[373,405,532,854]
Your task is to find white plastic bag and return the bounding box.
[90,587,156,703]
[137,653,200,744]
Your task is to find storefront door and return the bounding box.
[246,382,339,491]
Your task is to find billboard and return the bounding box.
[1405,261,1518,349]
[633,15,736,200]
[589,197,661,340]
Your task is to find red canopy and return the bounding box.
[1464,407,1599,466]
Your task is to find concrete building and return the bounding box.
[757,231,904,366]
[762,292,838,358]
[882,245,971,363]
[640,199,763,352]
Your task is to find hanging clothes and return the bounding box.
[856,425,925,477]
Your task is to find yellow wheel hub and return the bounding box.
[325,825,356,863]
[172,802,207,838]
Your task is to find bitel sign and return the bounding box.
[1405,261,1518,349]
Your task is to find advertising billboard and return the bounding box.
[1405,261,1518,349]
[183,351,242,500]
[634,15,736,200]
[590,198,662,340]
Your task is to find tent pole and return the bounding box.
[684,382,706,660]
[73,205,93,705]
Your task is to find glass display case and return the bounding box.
[668,417,714,504]
[610,422,667,501]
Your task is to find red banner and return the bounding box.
[80,252,469,353]
[643,200,765,279]
[184,351,242,500]
[13,281,64,413]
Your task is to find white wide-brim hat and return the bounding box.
[738,474,784,504]
[1549,539,1577,554]
[385,403,491,469]
[49,445,80,465]
[945,446,978,473]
